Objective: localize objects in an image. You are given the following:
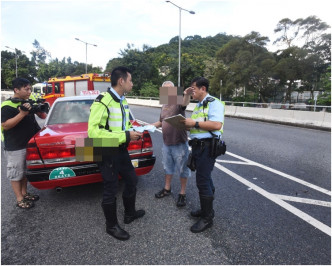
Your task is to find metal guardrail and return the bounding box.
[126,96,331,112]
[1,91,329,112]
[223,101,331,112]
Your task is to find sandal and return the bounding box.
[23,192,40,201]
[16,199,34,209]
[155,188,171,198]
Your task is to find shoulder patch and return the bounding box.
[203,97,215,108]
[95,94,104,102]
[206,97,215,102]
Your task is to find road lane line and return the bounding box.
[141,120,330,195]
[215,163,331,236]
[141,119,331,236]
[139,119,330,196]
[216,160,253,165]
[226,152,331,196]
[272,194,331,207]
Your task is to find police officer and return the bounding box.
[182,77,225,233]
[88,67,144,241]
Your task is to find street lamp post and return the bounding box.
[75,38,97,74]
[220,80,222,101]
[5,46,23,78]
[166,1,195,87]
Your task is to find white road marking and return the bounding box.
[272,194,331,207]
[215,163,331,236]
[138,119,331,236]
[216,159,252,165]
[226,151,331,196]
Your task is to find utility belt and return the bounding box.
[187,137,226,171]
[188,138,212,148]
[189,137,226,156]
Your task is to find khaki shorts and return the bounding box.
[6,149,27,181]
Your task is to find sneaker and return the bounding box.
[176,194,186,207]
[155,188,171,198]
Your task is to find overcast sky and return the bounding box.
[1,0,331,70]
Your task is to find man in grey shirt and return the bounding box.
[152,81,193,207]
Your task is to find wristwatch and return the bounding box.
[194,121,200,129]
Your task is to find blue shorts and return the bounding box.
[162,142,191,178]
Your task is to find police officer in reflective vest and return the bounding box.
[182,77,225,233]
[88,67,144,241]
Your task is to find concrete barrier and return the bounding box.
[127,98,331,131]
[1,91,14,102]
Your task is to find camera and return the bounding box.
[11,98,49,114]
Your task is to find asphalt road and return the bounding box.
[1,106,331,264]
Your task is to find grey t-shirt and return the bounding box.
[159,104,188,146]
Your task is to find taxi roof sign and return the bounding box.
[80,90,100,96]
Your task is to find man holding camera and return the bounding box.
[1,78,47,209]
[182,77,225,233]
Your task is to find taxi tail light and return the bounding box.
[127,140,141,154]
[26,139,43,166]
[40,146,76,164]
[142,131,153,154]
[127,131,153,155]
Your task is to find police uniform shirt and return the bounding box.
[190,94,224,140]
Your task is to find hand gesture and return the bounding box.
[184,87,194,96]
[129,130,143,141]
[182,118,196,130]
[18,103,31,116]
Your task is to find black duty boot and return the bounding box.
[123,193,145,224]
[190,209,202,217]
[190,195,214,233]
[102,199,130,241]
[190,208,215,218]
[190,189,215,218]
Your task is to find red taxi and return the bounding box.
[26,95,155,190]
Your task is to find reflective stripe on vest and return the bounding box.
[31,93,39,100]
[190,97,225,136]
[99,92,131,131]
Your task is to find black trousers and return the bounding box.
[192,144,216,197]
[98,149,138,205]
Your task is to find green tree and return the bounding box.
[31,39,51,64]
[139,81,159,97]
[273,16,330,103]
[105,44,159,95]
[274,18,302,48]
[213,32,275,102]
[1,50,36,89]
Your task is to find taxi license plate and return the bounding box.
[131,159,139,168]
[49,167,76,180]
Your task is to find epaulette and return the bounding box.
[203,96,215,107]
[95,94,104,102]
[206,97,215,102]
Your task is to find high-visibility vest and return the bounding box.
[1,99,21,141]
[190,96,225,136]
[30,92,41,100]
[88,90,131,145]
